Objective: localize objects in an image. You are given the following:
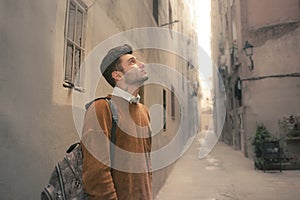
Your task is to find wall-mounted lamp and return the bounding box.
[160,20,180,27]
[243,41,254,70]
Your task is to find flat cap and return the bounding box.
[100,44,133,74]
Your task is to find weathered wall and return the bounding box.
[0,1,80,199]
[246,0,299,29]
[243,27,300,157]
[211,0,300,158]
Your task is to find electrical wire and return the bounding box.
[241,72,300,82]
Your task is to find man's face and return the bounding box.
[119,54,149,85]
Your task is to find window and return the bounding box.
[168,0,174,37]
[63,0,86,91]
[153,0,159,25]
[163,89,167,131]
[168,0,173,27]
[182,72,184,91]
[171,85,175,119]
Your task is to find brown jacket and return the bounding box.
[81,96,153,200]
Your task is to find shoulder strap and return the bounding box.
[84,97,118,166]
[107,99,118,124]
[84,97,107,110]
[84,97,118,127]
[107,99,118,167]
[66,142,80,153]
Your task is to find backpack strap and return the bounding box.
[107,99,118,167]
[66,143,80,153]
[84,97,107,110]
[83,97,118,166]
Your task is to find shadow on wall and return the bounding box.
[0,101,79,199]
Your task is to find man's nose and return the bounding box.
[138,61,145,68]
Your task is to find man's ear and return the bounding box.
[112,71,123,81]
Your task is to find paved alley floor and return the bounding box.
[155,133,300,200]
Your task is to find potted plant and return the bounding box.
[252,124,272,169]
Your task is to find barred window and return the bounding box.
[63,0,86,91]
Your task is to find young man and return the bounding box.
[81,44,153,200]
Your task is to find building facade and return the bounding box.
[0,0,199,199]
[211,0,300,158]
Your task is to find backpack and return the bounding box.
[41,98,118,200]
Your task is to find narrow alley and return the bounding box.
[155,132,300,200]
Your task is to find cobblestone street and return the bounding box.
[155,132,300,200]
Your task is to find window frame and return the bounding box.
[63,0,87,92]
